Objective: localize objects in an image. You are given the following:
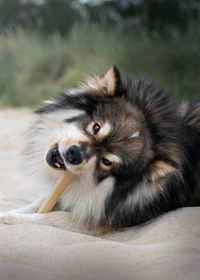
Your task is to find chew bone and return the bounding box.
[38,171,75,213]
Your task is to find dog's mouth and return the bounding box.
[46,147,66,169]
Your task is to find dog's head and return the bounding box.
[34,66,182,227]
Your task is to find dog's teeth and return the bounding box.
[55,162,61,168]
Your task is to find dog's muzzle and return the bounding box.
[46,145,83,169]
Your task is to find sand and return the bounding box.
[0,109,200,280]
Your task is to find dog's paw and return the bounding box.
[0,212,14,224]
[0,212,6,223]
[0,212,37,225]
[0,212,20,225]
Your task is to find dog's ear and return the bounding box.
[81,66,123,98]
[98,66,122,97]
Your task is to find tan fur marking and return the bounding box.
[151,160,177,181]
[69,161,87,174]
[50,142,59,149]
[103,153,122,164]
[100,161,112,171]
[157,144,181,166]
[99,122,111,137]
[61,140,80,148]
[100,67,116,95]
[100,153,121,171]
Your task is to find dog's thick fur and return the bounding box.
[0,66,200,232]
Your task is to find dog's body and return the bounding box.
[0,66,200,232]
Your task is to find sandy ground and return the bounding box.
[0,108,37,211]
[0,109,200,280]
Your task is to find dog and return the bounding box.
[0,66,199,233]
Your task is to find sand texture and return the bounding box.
[0,109,200,280]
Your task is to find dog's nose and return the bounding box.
[65,145,83,165]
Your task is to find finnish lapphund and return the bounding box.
[0,66,199,233]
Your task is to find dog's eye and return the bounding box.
[102,158,112,167]
[93,123,101,135]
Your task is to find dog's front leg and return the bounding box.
[0,195,66,227]
[0,211,103,234]
[0,193,75,229]
[0,193,48,221]
[4,195,47,215]
[0,209,109,235]
[0,197,110,235]
[0,210,79,230]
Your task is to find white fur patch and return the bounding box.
[57,122,90,171]
[23,108,86,191]
[67,88,85,96]
[43,99,57,105]
[129,131,139,139]
[59,157,114,225]
[58,122,89,147]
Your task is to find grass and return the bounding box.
[0,23,200,107]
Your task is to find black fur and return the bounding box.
[36,91,99,116]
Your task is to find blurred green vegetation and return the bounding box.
[0,0,199,107]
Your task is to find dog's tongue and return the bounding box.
[56,154,64,165]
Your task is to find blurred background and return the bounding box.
[0,0,199,107]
